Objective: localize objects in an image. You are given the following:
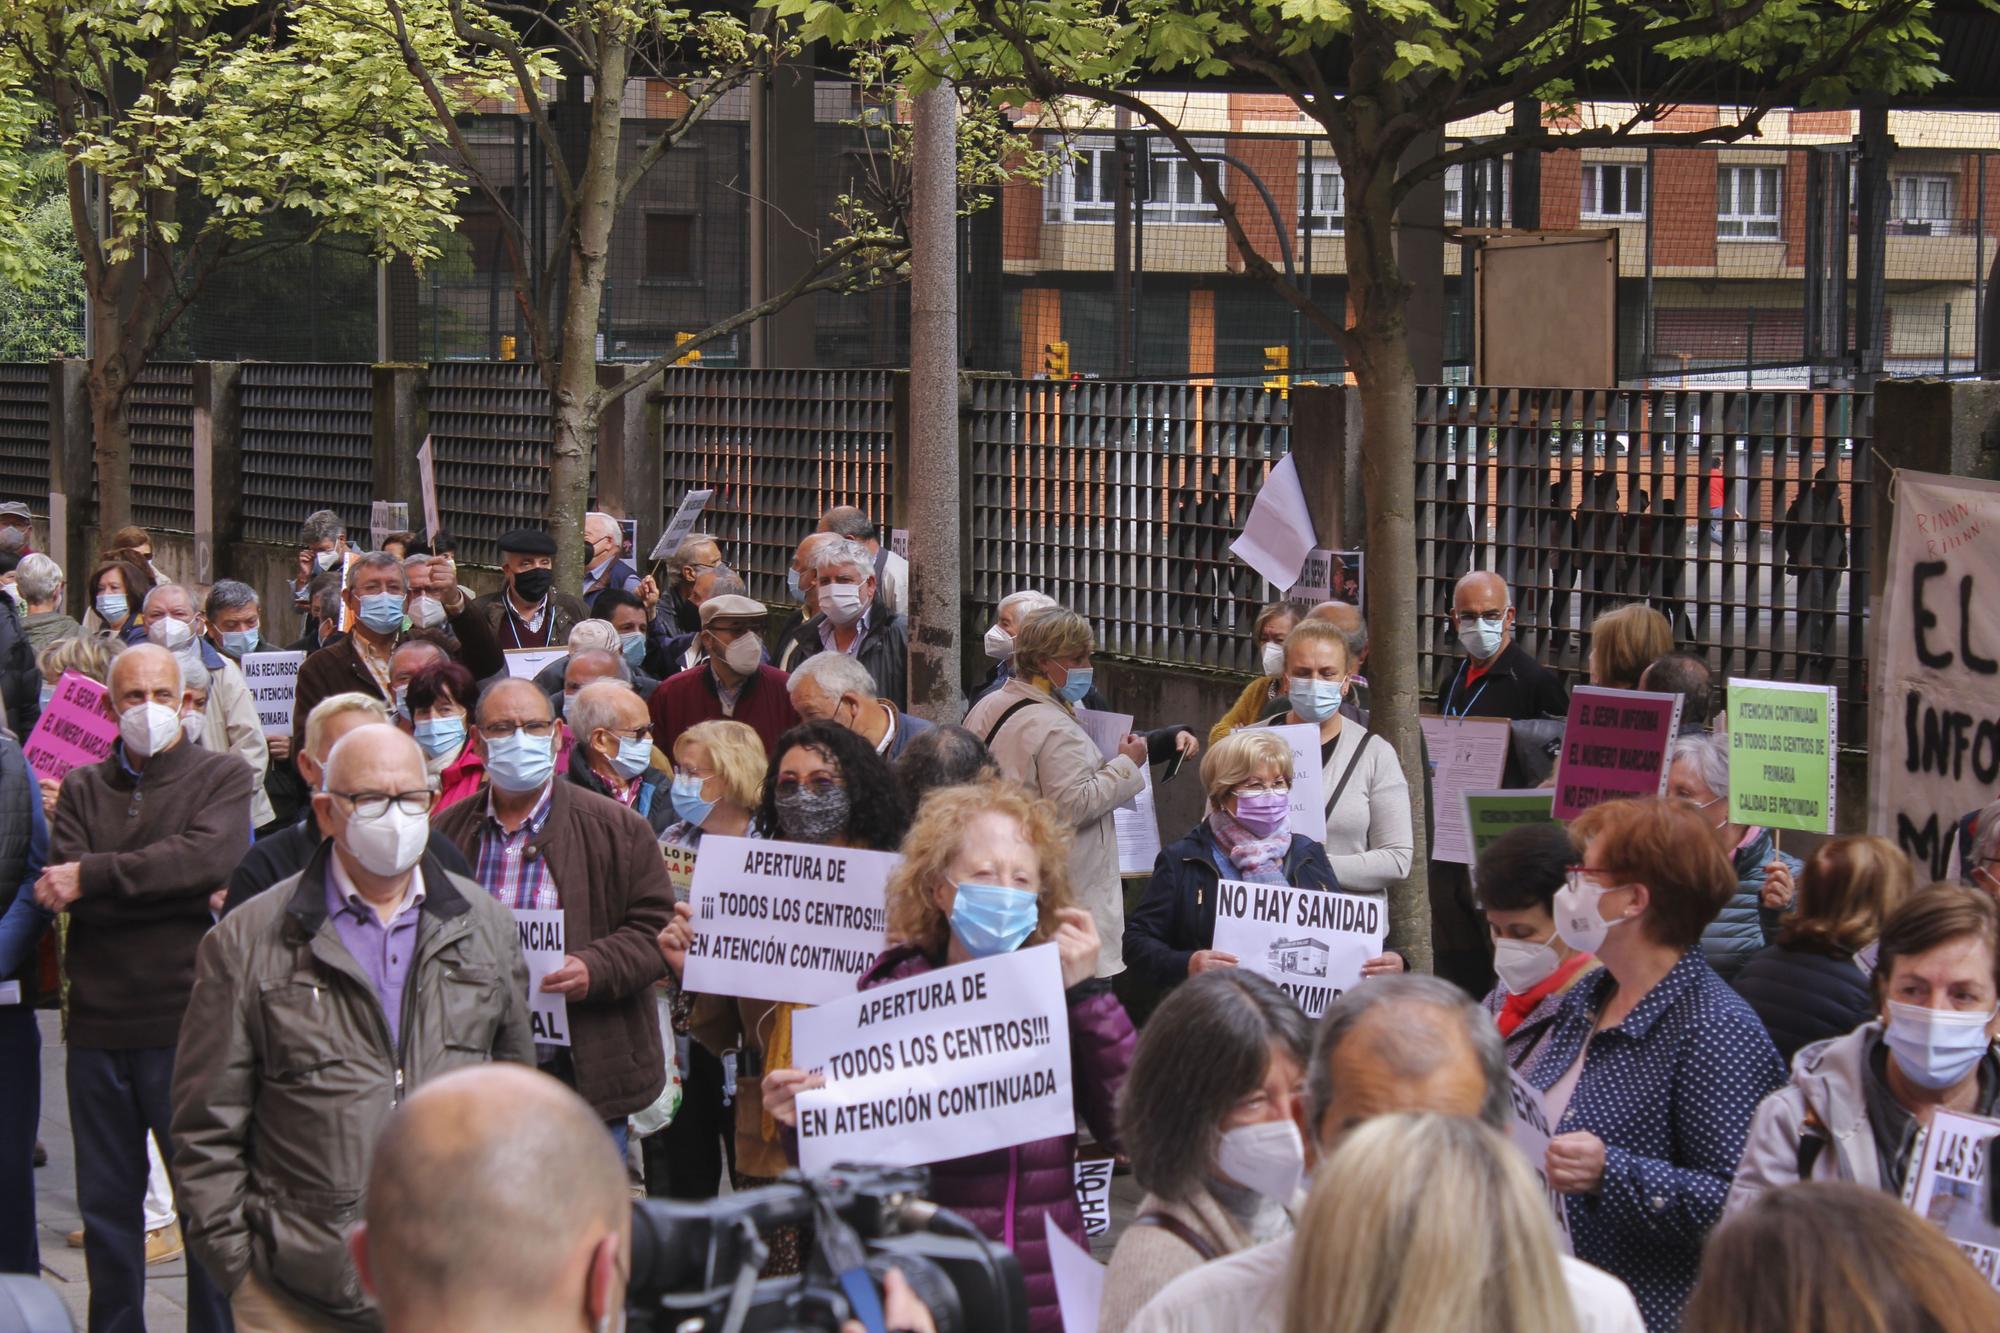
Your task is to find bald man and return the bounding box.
[1129,976,1644,1333]
[38,642,254,1332]
[175,723,533,1332]
[354,1065,628,1332]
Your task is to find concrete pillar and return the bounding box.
[372,363,430,523]
[191,361,242,586]
[1287,383,1364,552]
[595,364,662,539]
[50,359,93,617]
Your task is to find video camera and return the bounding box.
[626,1163,1028,1333]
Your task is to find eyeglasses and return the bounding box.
[602,724,653,742]
[331,789,436,819]
[1457,610,1507,625]
[1233,782,1292,799]
[481,719,558,740]
[775,776,843,798]
[1564,865,1624,893]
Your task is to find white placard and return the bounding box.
[890,528,910,560]
[1418,714,1513,865]
[649,488,715,562]
[514,908,571,1047]
[1262,722,1328,843]
[1907,1108,2000,1288]
[682,836,896,1005]
[240,651,306,738]
[370,500,409,552]
[1073,1157,1115,1237]
[1072,707,1162,875]
[1045,1211,1106,1333]
[1506,1068,1573,1254]
[1209,879,1384,1017]
[416,435,440,541]
[504,647,568,681]
[790,945,1074,1174]
[1229,454,1318,590]
[1286,547,1333,604]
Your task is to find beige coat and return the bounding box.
[200,651,275,827]
[962,678,1143,977]
[1098,1188,1256,1333]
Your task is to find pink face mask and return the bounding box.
[1232,790,1291,837]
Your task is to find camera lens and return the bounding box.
[865,1253,962,1333]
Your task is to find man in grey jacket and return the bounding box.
[173,724,535,1331]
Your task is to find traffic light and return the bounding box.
[498,335,517,362]
[674,331,702,366]
[1043,340,1070,379]
[1263,345,1290,397]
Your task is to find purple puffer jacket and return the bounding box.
[861,944,1135,1333]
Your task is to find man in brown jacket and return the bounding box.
[35,643,254,1333]
[434,679,672,1144]
[173,724,535,1331]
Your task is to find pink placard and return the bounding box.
[1551,685,1684,822]
[24,671,117,784]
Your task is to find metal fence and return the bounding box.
[424,361,557,567]
[0,364,50,517]
[656,367,896,605]
[127,364,196,533]
[239,363,376,545]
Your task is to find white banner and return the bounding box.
[1263,722,1328,843]
[240,651,306,738]
[514,908,570,1047]
[1907,1108,2000,1288]
[682,836,896,1005]
[1209,879,1384,1017]
[649,488,715,561]
[791,945,1074,1174]
[1870,469,2000,881]
[1506,1068,1573,1253]
[416,435,440,541]
[1418,714,1512,865]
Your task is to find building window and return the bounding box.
[1717,165,1781,239]
[1891,173,1956,235]
[645,214,696,280]
[1583,163,1646,219]
[1300,159,1344,233]
[1046,136,1223,225]
[1444,161,1509,224]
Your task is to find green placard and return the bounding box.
[1725,679,1836,834]
[1463,790,1560,860]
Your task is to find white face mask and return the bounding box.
[342,804,431,878]
[1552,878,1627,955]
[1492,937,1563,994]
[146,616,195,652]
[820,581,865,627]
[1214,1119,1306,1205]
[983,623,1015,662]
[179,713,205,748]
[1883,1000,1997,1091]
[720,631,763,677]
[119,702,182,758]
[1458,618,1506,661]
[407,594,447,629]
[1260,641,1287,678]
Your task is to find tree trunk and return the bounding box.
[88,288,138,539]
[547,37,630,593]
[1342,144,1434,971]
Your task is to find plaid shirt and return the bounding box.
[473,781,559,912]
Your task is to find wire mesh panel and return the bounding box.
[127,364,197,534]
[1414,384,1871,744]
[426,361,555,567]
[969,378,1288,672]
[238,363,375,544]
[0,364,51,517]
[655,367,896,603]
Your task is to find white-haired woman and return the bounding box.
[970,589,1061,705]
[1664,732,1802,981]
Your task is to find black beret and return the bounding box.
[497,528,557,556]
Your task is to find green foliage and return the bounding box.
[0,150,83,358]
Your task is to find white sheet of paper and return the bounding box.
[240,651,306,739]
[1210,879,1384,1017]
[416,435,440,541]
[0,980,20,1006]
[1073,1158,1115,1238]
[1287,547,1333,604]
[1229,454,1318,590]
[514,908,570,1047]
[504,647,568,681]
[1044,1211,1106,1333]
[1115,768,1164,876]
[650,488,715,561]
[1418,715,1514,865]
[1506,1068,1574,1254]
[1264,722,1327,843]
[1906,1107,2000,1289]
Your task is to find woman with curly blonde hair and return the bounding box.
[766,778,1136,1333]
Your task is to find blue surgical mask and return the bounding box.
[358,591,406,636]
[1459,618,1506,662]
[412,714,466,759]
[620,631,647,670]
[787,568,804,600]
[670,772,717,827]
[484,730,556,793]
[95,593,128,624]
[1288,677,1343,723]
[393,684,410,721]
[610,735,653,780]
[949,882,1041,957]
[220,628,260,657]
[1052,666,1093,704]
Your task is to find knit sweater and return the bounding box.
[649,663,802,765]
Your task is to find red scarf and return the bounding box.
[1498,952,1596,1036]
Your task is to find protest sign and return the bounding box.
[890,528,910,561]
[503,647,568,681]
[1871,470,2000,880]
[661,842,700,901]
[1907,1108,2000,1289]
[1210,880,1385,1017]
[1230,454,1317,590]
[1463,790,1560,862]
[1073,1157,1115,1238]
[1263,722,1328,843]
[683,836,897,1005]
[1073,707,1163,875]
[1044,1212,1106,1333]
[240,651,305,738]
[618,517,638,561]
[416,435,440,540]
[514,908,571,1046]
[1286,547,1333,605]
[1726,678,1836,834]
[790,945,1074,1174]
[1506,1068,1573,1253]
[1419,715,1512,864]
[370,500,409,552]
[24,671,117,785]
[649,488,715,561]
[1551,686,1682,821]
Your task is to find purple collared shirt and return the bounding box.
[326,855,427,1049]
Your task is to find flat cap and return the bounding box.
[699,593,766,627]
[497,528,557,556]
[0,502,30,521]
